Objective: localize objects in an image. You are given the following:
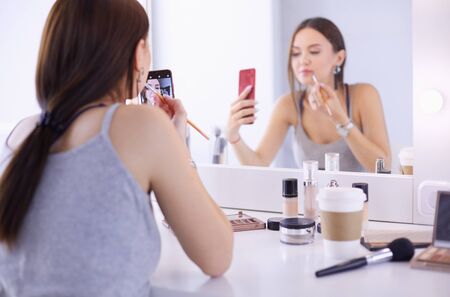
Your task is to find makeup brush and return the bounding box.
[146,85,210,140]
[312,74,333,116]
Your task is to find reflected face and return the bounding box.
[145,78,161,105]
[147,79,161,92]
[290,28,344,86]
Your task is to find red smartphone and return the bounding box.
[238,68,256,124]
[238,68,255,99]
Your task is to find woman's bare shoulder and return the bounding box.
[111,104,173,142]
[277,92,296,105]
[349,83,380,99]
[273,92,298,125]
[348,83,385,127]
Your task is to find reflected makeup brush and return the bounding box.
[312,74,333,116]
[146,85,210,140]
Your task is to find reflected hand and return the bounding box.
[226,85,257,143]
[309,83,348,125]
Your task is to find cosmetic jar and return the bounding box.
[279,218,315,245]
[267,217,284,231]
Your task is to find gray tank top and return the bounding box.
[293,85,364,172]
[0,103,161,296]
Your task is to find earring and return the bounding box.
[333,65,341,90]
[333,65,341,75]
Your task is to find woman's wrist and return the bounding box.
[228,134,241,145]
[335,114,350,126]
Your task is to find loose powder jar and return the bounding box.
[279,217,315,245]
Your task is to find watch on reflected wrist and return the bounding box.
[336,120,354,137]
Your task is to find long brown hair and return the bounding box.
[0,0,149,246]
[287,17,346,102]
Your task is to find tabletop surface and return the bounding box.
[150,203,449,297]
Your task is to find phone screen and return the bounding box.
[435,191,450,247]
[238,68,256,124]
[141,69,174,104]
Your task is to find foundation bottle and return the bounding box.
[282,178,298,218]
[352,183,369,233]
[303,160,319,220]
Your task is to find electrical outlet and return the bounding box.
[418,181,450,216]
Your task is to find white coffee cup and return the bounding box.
[318,187,365,260]
[398,147,413,175]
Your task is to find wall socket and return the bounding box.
[417,181,450,216]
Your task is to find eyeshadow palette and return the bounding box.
[416,247,450,265]
[226,211,266,232]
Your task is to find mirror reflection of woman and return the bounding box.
[227,17,391,172]
[142,78,161,104]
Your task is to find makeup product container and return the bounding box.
[325,152,340,171]
[280,218,316,245]
[303,161,319,220]
[282,178,298,218]
[375,158,391,174]
[267,217,284,231]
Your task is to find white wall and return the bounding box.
[413,0,450,224]
[150,0,276,165]
[273,0,413,173]
[0,1,55,144]
[0,0,148,148]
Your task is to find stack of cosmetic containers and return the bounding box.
[267,154,369,245]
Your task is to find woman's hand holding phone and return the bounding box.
[226,85,257,144]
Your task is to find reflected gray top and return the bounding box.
[0,104,161,296]
[293,85,364,172]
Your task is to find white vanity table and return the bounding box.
[151,204,447,297]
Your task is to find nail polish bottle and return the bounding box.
[282,178,298,218]
[303,160,319,220]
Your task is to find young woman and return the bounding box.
[227,17,391,172]
[0,0,233,295]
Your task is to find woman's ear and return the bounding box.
[335,49,346,67]
[134,38,149,72]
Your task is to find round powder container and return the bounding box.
[279,218,315,245]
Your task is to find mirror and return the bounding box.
[150,0,412,173]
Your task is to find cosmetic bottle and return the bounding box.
[303,160,319,220]
[325,152,340,171]
[282,178,298,218]
[211,127,227,164]
[352,182,369,233]
[375,158,391,174]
